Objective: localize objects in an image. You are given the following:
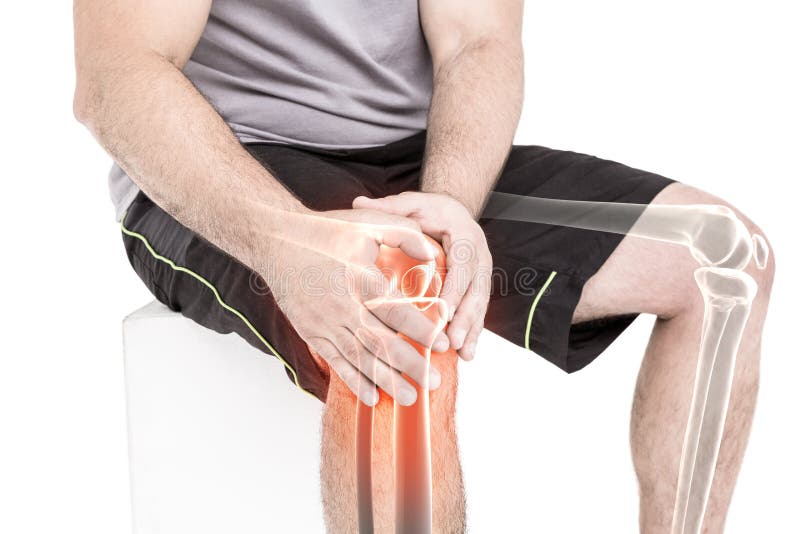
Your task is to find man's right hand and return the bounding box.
[262,208,449,406]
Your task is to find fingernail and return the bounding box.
[399,388,417,406]
[463,343,476,361]
[449,328,466,350]
[429,367,442,390]
[364,391,378,406]
[433,335,449,352]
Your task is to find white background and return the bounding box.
[1,1,797,532]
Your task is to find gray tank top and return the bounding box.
[110,0,433,219]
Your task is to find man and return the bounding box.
[73,0,773,532]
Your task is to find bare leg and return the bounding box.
[573,184,774,533]
[320,350,465,533]
[673,268,757,534]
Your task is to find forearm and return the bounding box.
[75,52,306,273]
[421,38,524,217]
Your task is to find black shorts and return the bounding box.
[121,132,673,402]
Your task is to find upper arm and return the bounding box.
[73,0,212,73]
[419,0,524,67]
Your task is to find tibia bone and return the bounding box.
[482,192,761,270]
[671,268,758,534]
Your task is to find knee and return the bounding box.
[740,216,775,300]
[709,200,775,299]
[657,184,775,298]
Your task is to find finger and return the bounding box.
[345,206,433,261]
[374,223,436,261]
[447,281,488,350]
[335,330,418,406]
[310,338,378,405]
[437,298,451,330]
[356,326,442,391]
[459,319,484,361]
[364,298,449,352]
[439,237,479,325]
[353,194,413,215]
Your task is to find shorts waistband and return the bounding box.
[245,130,427,166]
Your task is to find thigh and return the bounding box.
[244,144,378,211]
[121,192,331,401]
[572,183,694,322]
[121,138,427,403]
[572,182,766,323]
[479,145,674,372]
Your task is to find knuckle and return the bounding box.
[458,300,478,320]
[364,331,389,360]
[449,314,469,332]
[335,333,360,360]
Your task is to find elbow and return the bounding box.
[73,61,107,126]
[480,35,523,72]
[72,75,102,128]
[72,78,95,126]
[73,50,164,126]
[72,89,89,125]
[432,34,523,78]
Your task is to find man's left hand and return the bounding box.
[354,191,491,361]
